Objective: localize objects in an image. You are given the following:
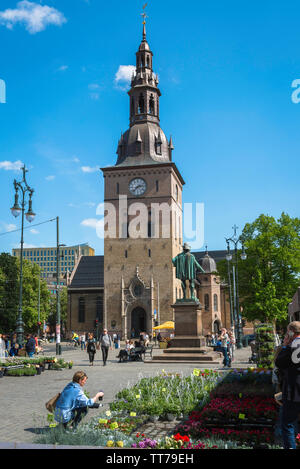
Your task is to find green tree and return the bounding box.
[0,253,19,332]
[47,287,68,332]
[0,253,51,333]
[217,213,300,327]
[21,261,52,332]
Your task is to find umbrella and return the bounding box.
[153,321,174,330]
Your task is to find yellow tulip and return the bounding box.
[106,441,114,447]
[116,441,124,448]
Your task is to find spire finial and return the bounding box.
[141,3,148,40]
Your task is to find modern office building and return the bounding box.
[12,243,95,279]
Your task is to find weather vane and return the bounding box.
[141,3,148,25]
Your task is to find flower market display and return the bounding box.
[0,356,73,377]
[35,367,283,449]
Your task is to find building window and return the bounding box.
[96,296,103,323]
[214,294,218,312]
[156,180,159,192]
[148,249,151,258]
[204,294,209,311]
[138,93,144,114]
[117,182,120,194]
[125,250,128,258]
[78,297,85,323]
[149,94,154,114]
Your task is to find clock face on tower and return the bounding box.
[129,178,147,196]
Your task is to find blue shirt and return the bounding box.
[54,382,94,423]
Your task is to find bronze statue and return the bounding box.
[172,243,204,301]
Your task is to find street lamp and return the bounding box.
[11,165,36,347]
[225,225,247,349]
[56,216,65,356]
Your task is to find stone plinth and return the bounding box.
[150,300,223,364]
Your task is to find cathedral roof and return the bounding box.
[116,122,171,166]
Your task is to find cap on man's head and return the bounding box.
[183,242,191,251]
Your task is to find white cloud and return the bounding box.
[0,1,67,34]
[72,156,80,163]
[57,65,68,72]
[88,83,100,90]
[3,223,17,232]
[0,160,23,171]
[45,175,55,181]
[81,166,99,173]
[115,65,136,90]
[69,202,96,208]
[30,228,39,234]
[81,218,98,229]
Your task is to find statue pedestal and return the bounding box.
[150,301,223,364]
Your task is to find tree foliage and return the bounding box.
[0,253,52,334]
[217,213,300,326]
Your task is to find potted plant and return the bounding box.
[69,361,73,369]
[147,402,161,422]
[165,403,180,421]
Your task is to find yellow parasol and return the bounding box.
[153,321,174,330]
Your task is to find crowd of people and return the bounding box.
[0,332,42,358]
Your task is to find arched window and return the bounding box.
[204,294,209,311]
[78,297,85,323]
[138,94,144,114]
[146,55,150,68]
[149,94,154,115]
[148,210,153,238]
[214,294,218,312]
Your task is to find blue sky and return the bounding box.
[0,0,299,255]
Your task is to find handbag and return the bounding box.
[45,393,61,413]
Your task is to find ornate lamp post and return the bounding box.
[56,216,65,356]
[11,165,36,347]
[225,225,247,349]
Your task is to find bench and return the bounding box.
[143,344,154,360]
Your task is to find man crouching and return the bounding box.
[54,371,104,429]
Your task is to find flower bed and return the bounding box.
[35,368,281,449]
[109,370,220,419]
[175,368,279,448]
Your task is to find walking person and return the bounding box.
[0,334,5,358]
[275,321,300,449]
[99,328,113,366]
[80,332,86,351]
[25,334,36,358]
[219,328,230,368]
[86,333,96,366]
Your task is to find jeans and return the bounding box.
[27,351,34,358]
[63,407,88,429]
[281,400,300,449]
[101,345,109,364]
[221,347,230,367]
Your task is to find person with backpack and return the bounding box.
[86,333,96,366]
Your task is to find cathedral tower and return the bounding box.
[101,19,184,338]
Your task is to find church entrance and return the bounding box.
[131,307,147,338]
[213,320,221,335]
